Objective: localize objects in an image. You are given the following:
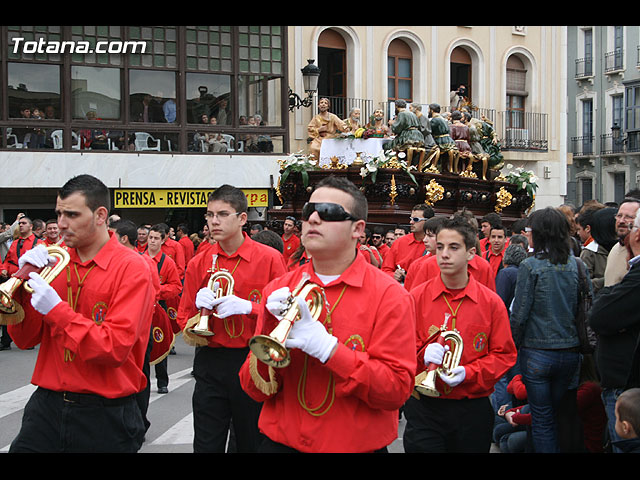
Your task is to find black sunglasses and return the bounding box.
[301,202,359,222]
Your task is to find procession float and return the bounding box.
[270,105,537,228]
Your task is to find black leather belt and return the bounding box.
[39,387,135,407]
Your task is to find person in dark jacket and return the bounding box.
[590,208,640,452]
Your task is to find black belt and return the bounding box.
[39,387,136,407]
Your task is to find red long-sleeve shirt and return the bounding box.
[411,274,517,400]
[177,233,287,349]
[239,253,417,453]
[6,233,155,398]
[381,233,425,276]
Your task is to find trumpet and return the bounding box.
[414,314,464,398]
[0,245,70,319]
[187,266,235,338]
[249,273,325,368]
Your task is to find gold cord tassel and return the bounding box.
[249,353,279,396]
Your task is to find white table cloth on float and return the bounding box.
[318,137,388,166]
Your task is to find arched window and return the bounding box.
[506,55,527,129]
[387,39,412,102]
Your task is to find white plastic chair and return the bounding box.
[221,134,235,151]
[51,130,63,149]
[6,128,23,148]
[134,132,161,151]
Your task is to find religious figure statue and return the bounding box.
[343,107,362,133]
[427,103,458,174]
[449,110,472,175]
[385,99,424,153]
[478,114,504,171]
[307,97,348,161]
[365,108,392,138]
[464,111,490,180]
[410,103,438,171]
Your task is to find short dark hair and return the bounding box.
[412,203,435,219]
[208,184,248,213]
[481,212,501,225]
[490,224,507,236]
[45,219,58,226]
[177,223,189,235]
[314,175,368,221]
[150,224,167,239]
[252,229,284,254]
[423,216,445,234]
[113,219,138,245]
[437,216,477,250]
[58,174,110,213]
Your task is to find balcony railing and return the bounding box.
[571,136,595,157]
[575,58,593,78]
[605,49,624,73]
[319,96,374,125]
[601,133,626,155]
[498,111,548,151]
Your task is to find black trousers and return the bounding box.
[403,395,494,453]
[154,358,168,388]
[135,329,154,434]
[9,387,145,453]
[192,346,264,453]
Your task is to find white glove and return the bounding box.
[265,287,292,320]
[210,295,252,318]
[195,286,216,310]
[423,342,449,366]
[27,272,62,315]
[285,296,337,363]
[439,365,466,387]
[18,244,55,269]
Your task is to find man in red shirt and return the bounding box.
[158,223,186,280]
[4,174,155,453]
[239,175,416,453]
[42,219,65,248]
[371,226,389,260]
[381,203,434,282]
[177,184,287,453]
[485,224,508,278]
[479,212,502,254]
[135,224,150,254]
[281,216,300,267]
[1,216,41,278]
[146,225,182,394]
[176,223,195,266]
[403,217,516,453]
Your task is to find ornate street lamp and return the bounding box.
[288,59,321,111]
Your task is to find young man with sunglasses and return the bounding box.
[381,204,434,283]
[239,175,416,453]
[177,184,287,453]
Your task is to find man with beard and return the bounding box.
[604,193,640,287]
[307,97,348,162]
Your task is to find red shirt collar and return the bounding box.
[428,271,480,304]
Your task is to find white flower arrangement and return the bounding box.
[277,151,319,187]
[359,150,418,184]
[503,164,538,198]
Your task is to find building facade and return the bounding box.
[567,25,640,207]
[0,26,567,230]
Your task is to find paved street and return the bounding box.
[0,336,414,453]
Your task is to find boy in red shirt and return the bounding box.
[403,217,517,453]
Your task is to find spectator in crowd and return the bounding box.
[578,207,617,294]
[604,193,640,287]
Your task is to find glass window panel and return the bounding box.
[238,75,282,129]
[398,58,411,78]
[186,73,232,125]
[398,79,411,100]
[71,66,121,120]
[129,69,176,123]
[8,63,61,119]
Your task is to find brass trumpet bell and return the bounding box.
[187,269,235,337]
[414,330,463,398]
[249,275,325,368]
[0,245,70,317]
